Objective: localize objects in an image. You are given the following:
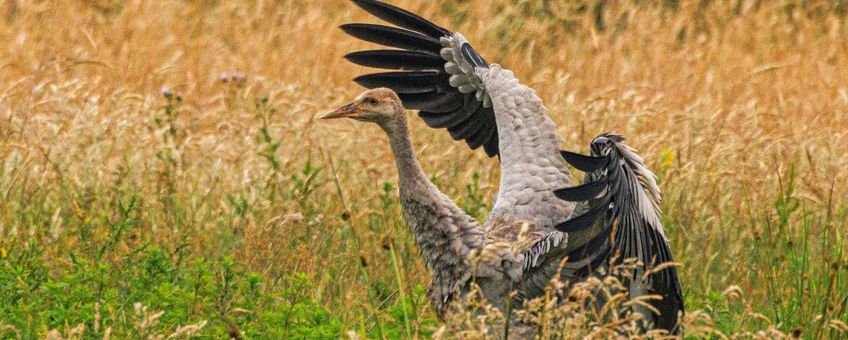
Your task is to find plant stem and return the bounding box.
[389,241,413,339]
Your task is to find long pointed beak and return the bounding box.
[320,102,361,120]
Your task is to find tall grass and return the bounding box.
[0,0,846,338]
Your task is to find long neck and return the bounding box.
[380,114,485,316]
[384,115,429,188]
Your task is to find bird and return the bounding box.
[323,0,684,333]
[321,88,683,333]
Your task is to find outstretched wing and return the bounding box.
[342,0,499,156]
[554,134,684,333]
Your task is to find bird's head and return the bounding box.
[320,88,404,125]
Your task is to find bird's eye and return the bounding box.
[367,98,378,105]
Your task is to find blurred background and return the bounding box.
[0,0,846,338]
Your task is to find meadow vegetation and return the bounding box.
[0,0,847,338]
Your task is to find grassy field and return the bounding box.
[1,0,847,338]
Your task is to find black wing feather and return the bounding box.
[554,143,684,334]
[447,108,488,140]
[560,150,608,172]
[353,72,448,94]
[345,50,446,70]
[351,0,449,38]
[343,0,499,157]
[554,179,607,202]
[418,94,480,128]
[565,227,611,264]
[340,24,442,53]
[469,115,498,150]
[398,92,463,113]
[463,113,498,149]
[460,43,489,67]
[554,195,610,233]
[482,125,500,156]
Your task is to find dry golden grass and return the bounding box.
[1,0,847,338]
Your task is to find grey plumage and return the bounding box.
[334,0,684,334]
